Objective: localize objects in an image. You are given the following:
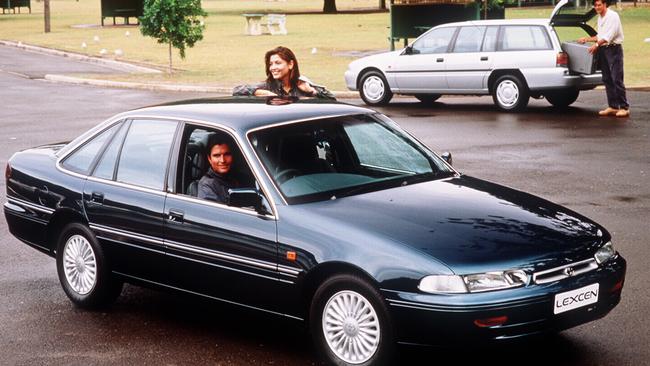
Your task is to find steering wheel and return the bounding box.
[274,168,301,184]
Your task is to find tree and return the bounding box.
[44,0,51,33]
[139,0,207,74]
[323,0,337,13]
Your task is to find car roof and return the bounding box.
[117,97,374,133]
[437,18,551,27]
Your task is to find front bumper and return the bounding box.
[344,69,358,91]
[384,255,626,345]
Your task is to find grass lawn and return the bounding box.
[1,0,649,90]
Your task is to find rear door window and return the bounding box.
[482,26,499,52]
[115,119,178,191]
[500,25,552,51]
[452,26,486,53]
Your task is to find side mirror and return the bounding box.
[441,151,453,166]
[228,188,271,215]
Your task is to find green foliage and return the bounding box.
[139,0,207,59]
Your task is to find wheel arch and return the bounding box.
[47,208,89,254]
[356,67,390,90]
[300,261,381,319]
[488,69,529,93]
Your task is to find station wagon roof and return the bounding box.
[436,18,552,28]
[116,97,373,133]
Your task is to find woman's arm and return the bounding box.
[232,82,277,97]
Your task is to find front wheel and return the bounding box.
[56,223,122,309]
[492,74,529,112]
[310,274,394,366]
[359,71,393,106]
[545,89,580,108]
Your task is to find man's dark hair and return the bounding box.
[206,133,232,153]
[593,0,608,6]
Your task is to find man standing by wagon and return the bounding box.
[579,0,629,117]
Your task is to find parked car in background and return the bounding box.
[5,97,625,365]
[345,0,602,111]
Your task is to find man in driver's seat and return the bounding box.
[198,135,240,204]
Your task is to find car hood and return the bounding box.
[297,175,605,274]
[349,50,402,70]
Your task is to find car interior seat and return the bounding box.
[184,141,208,196]
[278,135,334,175]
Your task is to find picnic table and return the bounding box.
[242,13,287,36]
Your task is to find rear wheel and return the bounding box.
[310,274,394,366]
[359,71,393,106]
[414,94,441,104]
[56,223,122,309]
[492,74,529,112]
[545,89,580,108]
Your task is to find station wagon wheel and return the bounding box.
[310,274,394,365]
[544,89,580,108]
[359,71,393,106]
[492,74,529,112]
[414,94,441,104]
[56,223,122,309]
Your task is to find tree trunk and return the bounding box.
[168,42,172,74]
[379,0,386,10]
[323,0,337,13]
[44,0,51,33]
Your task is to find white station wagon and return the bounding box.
[344,0,601,111]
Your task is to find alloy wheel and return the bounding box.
[62,234,97,295]
[322,290,380,364]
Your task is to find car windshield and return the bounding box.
[249,113,454,204]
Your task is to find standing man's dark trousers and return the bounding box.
[599,45,629,110]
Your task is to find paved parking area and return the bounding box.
[1,46,648,365]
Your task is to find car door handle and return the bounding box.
[436,58,444,63]
[480,56,489,61]
[168,209,184,223]
[90,192,104,204]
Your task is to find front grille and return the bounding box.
[533,258,598,285]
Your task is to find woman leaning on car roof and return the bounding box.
[233,46,336,100]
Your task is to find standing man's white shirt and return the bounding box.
[597,9,624,45]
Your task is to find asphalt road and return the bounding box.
[1,46,649,366]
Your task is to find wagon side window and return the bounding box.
[62,122,122,175]
[411,27,457,55]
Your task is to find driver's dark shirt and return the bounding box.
[197,169,239,204]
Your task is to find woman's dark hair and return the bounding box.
[265,46,301,86]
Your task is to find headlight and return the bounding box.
[419,270,528,294]
[464,270,528,293]
[594,241,616,264]
[418,275,467,294]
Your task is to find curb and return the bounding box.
[0,40,161,74]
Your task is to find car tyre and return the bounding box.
[492,74,530,112]
[414,94,441,104]
[310,274,394,366]
[56,223,122,309]
[545,89,580,108]
[359,71,393,106]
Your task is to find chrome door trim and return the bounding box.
[6,196,55,215]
